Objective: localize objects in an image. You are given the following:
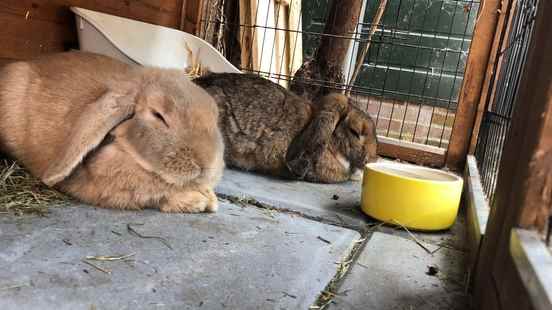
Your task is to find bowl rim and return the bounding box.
[364,162,462,184]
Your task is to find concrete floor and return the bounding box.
[0,169,470,310]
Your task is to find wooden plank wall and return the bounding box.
[473,0,552,309]
[0,0,187,62]
[181,0,203,34]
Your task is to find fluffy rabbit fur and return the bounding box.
[193,73,378,183]
[0,51,224,213]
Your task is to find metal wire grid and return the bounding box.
[474,0,538,205]
[199,0,480,149]
[347,0,479,148]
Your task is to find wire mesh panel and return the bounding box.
[474,0,539,204]
[308,0,479,148]
[199,0,481,149]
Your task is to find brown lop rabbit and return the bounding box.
[0,51,224,213]
[193,73,378,183]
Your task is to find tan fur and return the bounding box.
[193,73,378,183]
[0,51,224,213]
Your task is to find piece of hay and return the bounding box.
[0,159,69,215]
[183,43,208,78]
[85,253,136,261]
[0,283,28,291]
[392,219,434,254]
[127,223,173,250]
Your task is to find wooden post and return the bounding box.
[274,1,288,87]
[198,0,225,50]
[514,53,552,230]
[474,0,552,308]
[315,0,362,73]
[289,0,362,102]
[445,0,502,170]
[180,0,205,34]
[486,0,518,113]
[239,0,257,71]
[468,0,515,154]
[287,0,303,76]
[222,0,242,67]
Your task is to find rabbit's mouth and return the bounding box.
[336,151,364,181]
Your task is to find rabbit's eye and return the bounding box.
[152,111,169,128]
[349,128,361,139]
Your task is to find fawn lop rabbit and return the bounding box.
[0,51,224,213]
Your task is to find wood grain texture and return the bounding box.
[286,0,302,75]
[473,1,552,308]
[181,0,204,33]
[315,0,361,69]
[377,138,445,167]
[445,0,501,170]
[239,0,258,71]
[468,0,514,154]
[0,1,182,26]
[496,255,535,310]
[0,0,184,60]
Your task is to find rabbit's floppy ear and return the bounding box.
[42,90,136,186]
[286,93,349,178]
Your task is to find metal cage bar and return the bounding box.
[474,0,539,204]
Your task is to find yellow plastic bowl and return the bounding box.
[361,162,463,231]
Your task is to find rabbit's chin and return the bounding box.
[349,168,363,182]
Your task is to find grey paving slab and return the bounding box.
[328,232,469,310]
[0,202,360,310]
[216,169,369,229]
[378,205,468,254]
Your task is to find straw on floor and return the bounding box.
[0,159,69,215]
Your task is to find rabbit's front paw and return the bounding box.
[198,187,219,212]
[161,189,218,213]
